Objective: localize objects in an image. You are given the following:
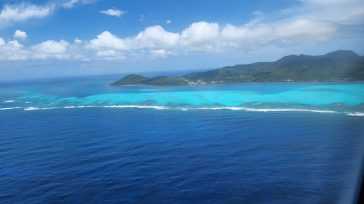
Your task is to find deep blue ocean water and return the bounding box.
[0,76,364,203]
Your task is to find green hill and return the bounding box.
[111,50,364,86]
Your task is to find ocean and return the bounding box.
[0,76,364,203]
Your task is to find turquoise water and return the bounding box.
[1,80,364,116]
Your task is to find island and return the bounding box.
[111,50,364,86]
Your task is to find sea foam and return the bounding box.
[346,112,364,117]
[102,105,168,110]
[1,105,363,117]
[0,107,21,110]
[193,107,337,113]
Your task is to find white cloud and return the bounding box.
[221,24,272,41]
[31,40,70,59]
[0,37,5,45]
[74,38,82,44]
[181,22,219,45]
[32,40,69,54]
[299,0,353,6]
[135,25,179,48]
[0,39,28,60]
[63,0,80,8]
[0,3,54,25]
[89,31,128,51]
[63,0,77,8]
[276,19,337,41]
[166,19,172,25]
[100,9,125,17]
[14,30,28,40]
[220,18,337,48]
[63,0,97,9]
[286,0,364,23]
[8,40,23,48]
[150,49,174,58]
[96,50,125,60]
[220,24,274,50]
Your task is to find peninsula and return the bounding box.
[111,50,364,86]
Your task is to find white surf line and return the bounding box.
[21,105,169,111]
[3,100,15,103]
[0,107,21,110]
[192,106,337,114]
[15,105,357,116]
[346,112,364,117]
[23,106,89,111]
[101,105,168,110]
[23,107,58,111]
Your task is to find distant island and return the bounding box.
[111,50,364,86]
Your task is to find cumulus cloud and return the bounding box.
[0,3,54,25]
[89,31,128,51]
[31,40,74,60]
[0,38,75,60]
[14,30,28,40]
[0,39,28,60]
[181,22,220,46]
[135,25,179,48]
[32,40,69,55]
[8,40,23,48]
[100,9,125,17]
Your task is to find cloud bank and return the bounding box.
[0,0,363,61]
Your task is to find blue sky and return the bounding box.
[0,0,364,81]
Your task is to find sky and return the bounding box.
[0,0,364,81]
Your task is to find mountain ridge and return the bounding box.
[111,50,364,86]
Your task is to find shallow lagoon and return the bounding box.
[1,78,364,116]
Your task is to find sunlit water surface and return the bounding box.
[0,77,363,203]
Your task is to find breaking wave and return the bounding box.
[2,104,362,117]
[0,107,21,110]
[346,112,364,116]
[2,100,15,103]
